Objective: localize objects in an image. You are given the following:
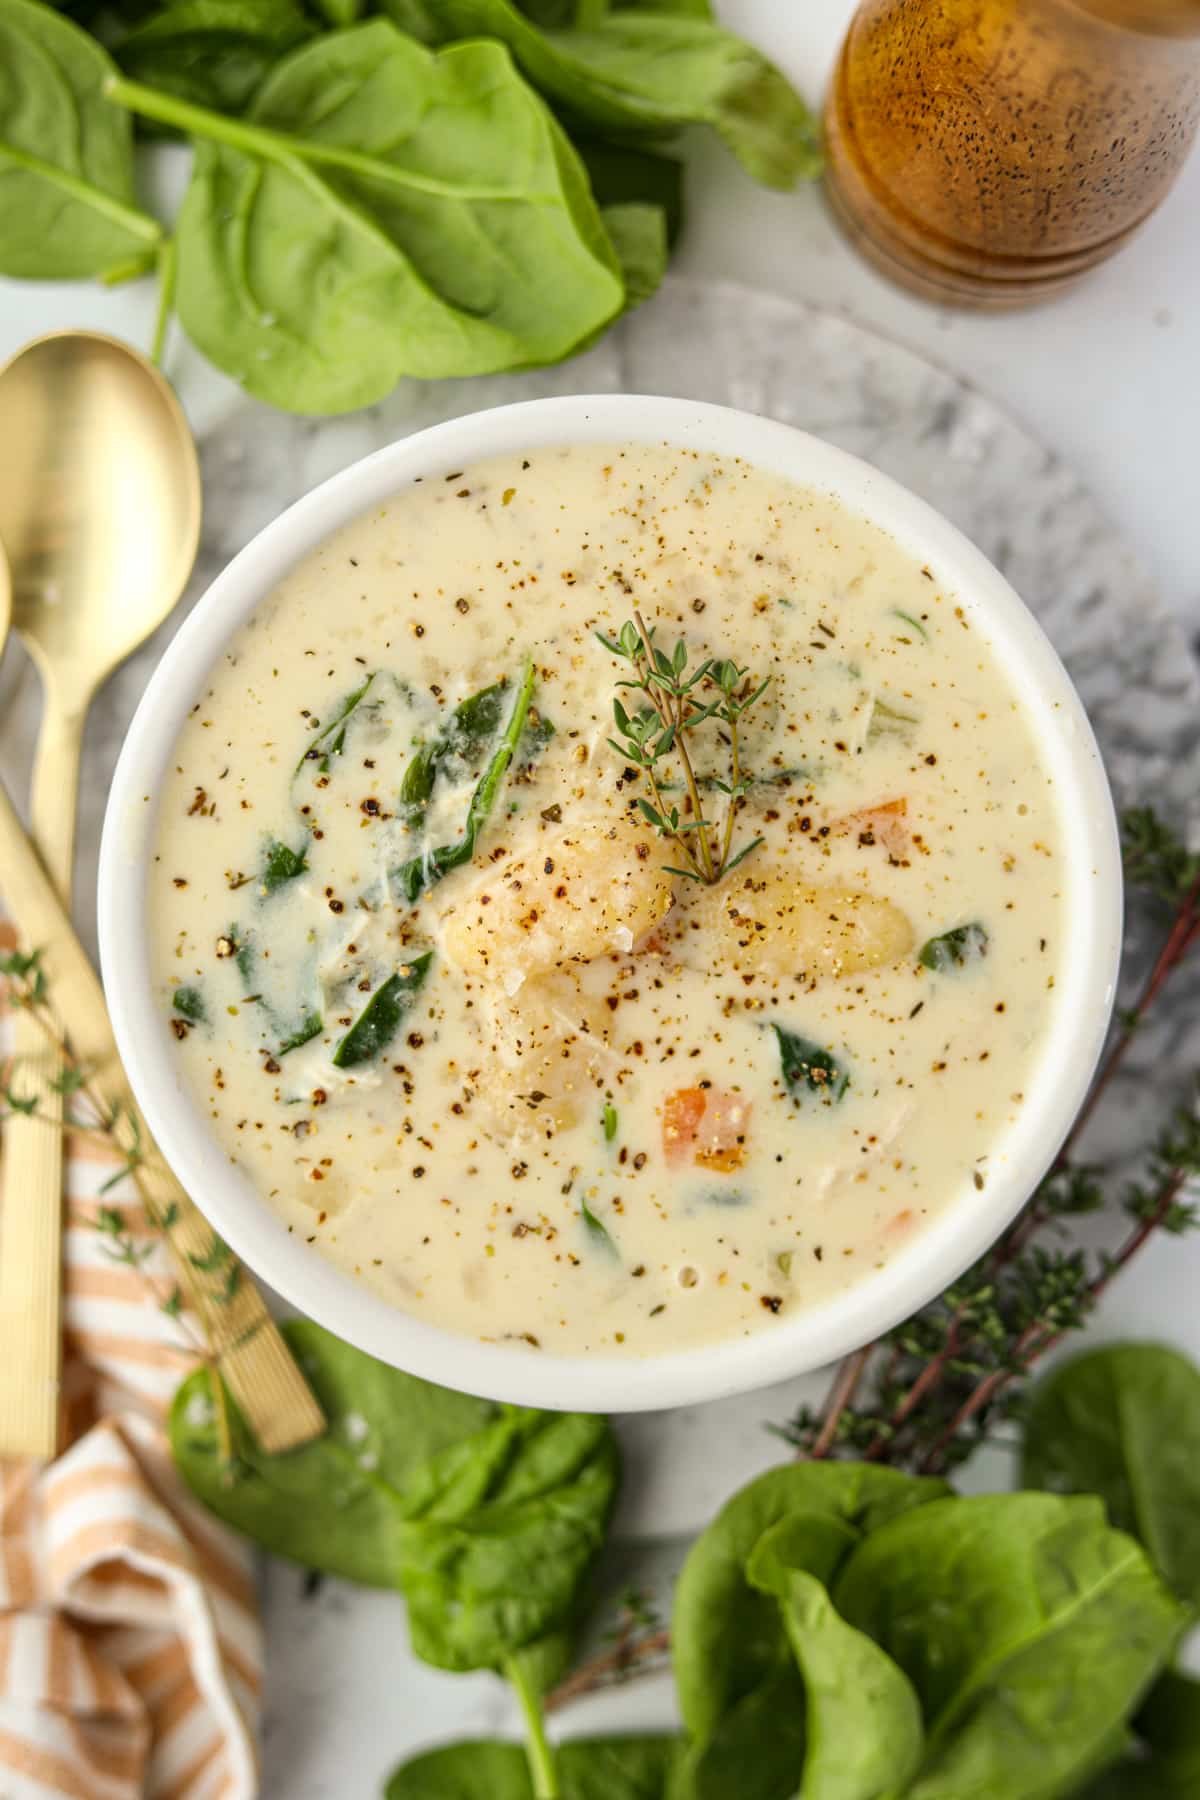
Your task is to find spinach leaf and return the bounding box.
[396,1405,619,1670]
[172,984,206,1023]
[918,922,989,972]
[673,1669,808,1800]
[110,24,624,412]
[171,1318,618,1675]
[834,1493,1185,1800]
[261,837,308,892]
[576,138,683,246]
[672,1462,949,1742]
[170,1317,496,1587]
[332,953,433,1068]
[421,3,820,189]
[752,1559,924,1800]
[598,200,666,306]
[1022,1343,1200,1610]
[1080,1673,1200,1795]
[278,1010,321,1054]
[772,1024,850,1104]
[0,0,161,278]
[580,1193,618,1256]
[866,697,919,743]
[400,680,511,824]
[297,671,378,774]
[393,657,537,904]
[112,0,314,119]
[385,1735,684,1798]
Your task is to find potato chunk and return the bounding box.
[438,817,675,987]
[671,867,913,981]
[469,972,613,1138]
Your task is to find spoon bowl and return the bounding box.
[0,330,200,700]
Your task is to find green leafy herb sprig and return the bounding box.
[599,612,769,884]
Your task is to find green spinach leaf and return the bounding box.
[420,3,820,189]
[170,1317,496,1587]
[400,679,511,824]
[576,138,683,245]
[772,1024,850,1104]
[385,1734,684,1798]
[393,657,537,903]
[112,0,314,118]
[598,200,666,305]
[396,1405,619,1671]
[752,1558,924,1800]
[297,670,378,774]
[278,1010,322,1054]
[171,1318,618,1677]
[672,1462,949,1742]
[0,0,160,278]
[172,984,206,1023]
[918,922,989,972]
[110,23,624,412]
[834,1493,1185,1800]
[332,953,433,1068]
[260,837,308,892]
[673,1668,808,1800]
[1023,1342,1200,1610]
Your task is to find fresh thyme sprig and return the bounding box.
[598,613,769,884]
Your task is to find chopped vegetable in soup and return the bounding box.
[149,445,1065,1354]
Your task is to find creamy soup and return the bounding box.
[149,444,1065,1355]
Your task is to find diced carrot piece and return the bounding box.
[833,797,909,858]
[662,1086,751,1172]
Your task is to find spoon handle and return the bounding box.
[0,773,324,1456]
[0,686,82,1456]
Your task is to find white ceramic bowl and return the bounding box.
[99,394,1122,1414]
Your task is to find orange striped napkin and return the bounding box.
[0,923,263,1799]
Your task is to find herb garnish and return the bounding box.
[599,614,769,884]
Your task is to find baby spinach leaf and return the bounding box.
[772,1025,850,1104]
[396,1406,619,1671]
[394,657,537,904]
[112,0,315,119]
[580,1193,619,1256]
[297,671,378,774]
[110,24,624,412]
[834,1493,1185,1800]
[385,1735,684,1799]
[674,1669,807,1800]
[170,1317,496,1587]
[598,200,666,306]
[260,837,308,892]
[753,1560,924,1800]
[332,953,433,1068]
[1081,1673,1200,1795]
[400,680,511,824]
[673,1462,949,1742]
[1022,1342,1200,1610]
[278,1010,321,1054]
[866,697,919,743]
[172,984,206,1023]
[421,3,820,189]
[576,138,683,246]
[918,921,989,972]
[0,0,161,278]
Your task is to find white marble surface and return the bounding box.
[1,5,1199,1796]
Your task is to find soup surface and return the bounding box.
[150,444,1065,1355]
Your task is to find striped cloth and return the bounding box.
[0,923,263,1799]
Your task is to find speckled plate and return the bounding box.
[1,278,1197,1792]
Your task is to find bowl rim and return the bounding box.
[98,393,1123,1414]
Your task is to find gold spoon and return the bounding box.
[0,331,201,1457]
